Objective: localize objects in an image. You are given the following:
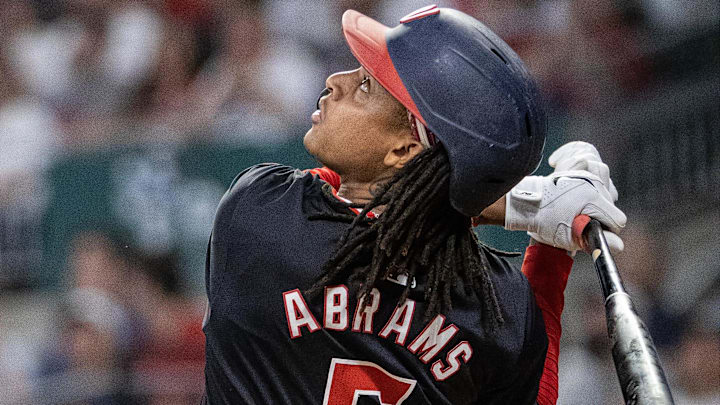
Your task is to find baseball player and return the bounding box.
[201,6,625,405]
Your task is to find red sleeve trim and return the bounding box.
[522,243,573,405]
[305,167,341,190]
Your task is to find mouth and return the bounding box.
[311,110,321,124]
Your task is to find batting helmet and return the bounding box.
[342,5,547,216]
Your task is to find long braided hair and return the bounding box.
[308,144,507,332]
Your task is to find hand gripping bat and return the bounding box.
[572,215,675,405]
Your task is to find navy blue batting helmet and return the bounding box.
[342,5,546,217]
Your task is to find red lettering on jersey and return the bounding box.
[283,289,321,339]
[430,341,473,381]
[351,288,381,334]
[407,315,459,363]
[324,285,349,331]
[379,299,416,346]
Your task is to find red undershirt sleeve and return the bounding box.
[521,243,573,405]
[305,167,341,190]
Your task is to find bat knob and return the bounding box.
[572,214,592,252]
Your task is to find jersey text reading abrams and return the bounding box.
[283,285,472,382]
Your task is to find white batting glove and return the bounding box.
[548,141,618,202]
[505,171,626,254]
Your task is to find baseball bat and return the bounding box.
[572,215,675,405]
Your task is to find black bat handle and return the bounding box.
[582,218,675,405]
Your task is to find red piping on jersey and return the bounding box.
[330,186,377,219]
[306,167,377,219]
[521,244,573,405]
[306,167,341,190]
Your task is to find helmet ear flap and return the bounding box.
[407,111,437,149]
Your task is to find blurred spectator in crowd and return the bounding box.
[0,0,61,288]
[612,221,687,348]
[557,293,624,404]
[125,252,205,405]
[65,231,135,304]
[32,231,204,403]
[0,53,57,288]
[35,288,134,404]
[672,326,720,405]
[137,14,198,140]
[34,231,135,404]
[189,0,323,143]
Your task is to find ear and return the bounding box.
[383,137,424,169]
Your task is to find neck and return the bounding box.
[337,174,393,210]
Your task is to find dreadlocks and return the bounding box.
[308,144,506,332]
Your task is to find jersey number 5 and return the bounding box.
[322,358,417,405]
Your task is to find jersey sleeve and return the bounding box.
[521,243,574,405]
[207,163,298,300]
[493,286,550,405]
[477,252,549,405]
[304,167,341,190]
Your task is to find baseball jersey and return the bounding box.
[202,163,548,404]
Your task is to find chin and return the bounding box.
[303,128,323,162]
[304,129,339,172]
[303,127,315,152]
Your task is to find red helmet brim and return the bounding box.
[341,10,425,126]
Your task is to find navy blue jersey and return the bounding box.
[202,164,547,404]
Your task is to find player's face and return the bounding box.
[304,67,412,183]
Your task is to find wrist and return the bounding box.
[474,195,506,226]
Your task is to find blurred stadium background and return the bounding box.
[0,0,718,404]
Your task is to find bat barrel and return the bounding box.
[605,293,675,404]
[583,219,675,405]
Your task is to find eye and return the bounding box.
[359,76,370,93]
